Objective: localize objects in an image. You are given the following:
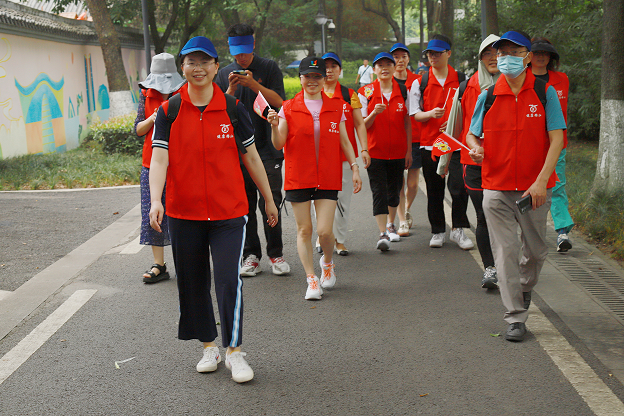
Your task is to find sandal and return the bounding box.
[143,263,170,284]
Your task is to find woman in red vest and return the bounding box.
[135,53,185,283]
[530,37,574,253]
[267,57,362,301]
[149,37,278,383]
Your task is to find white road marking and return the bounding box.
[0,289,97,386]
[418,174,624,414]
[0,290,11,301]
[120,236,143,254]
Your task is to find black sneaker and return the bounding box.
[481,266,499,289]
[557,233,572,252]
[505,322,527,342]
[523,291,532,310]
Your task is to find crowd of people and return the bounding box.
[134,25,571,383]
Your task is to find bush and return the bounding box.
[84,113,142,156]
[283,77,302,100]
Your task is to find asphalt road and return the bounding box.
[0,174,622,415]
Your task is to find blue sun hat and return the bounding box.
[138,53,185,94]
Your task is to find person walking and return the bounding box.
[358,52,412,251]
[215,23,290,277]
[466,31,566,342]
[319,52,370,256]
[149,37,279,382]
[439,34,501,289]
[390,42,422,237]
[530,37,574,252]
[356,59,374,87]
[134,52,185,284]
[410,35,474,250]
[268,57,362,300]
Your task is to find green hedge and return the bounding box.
[84,113,142,156]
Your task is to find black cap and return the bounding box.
[299,56,326,76]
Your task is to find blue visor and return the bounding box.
[423,39,451,52]
[228,35,254,55]
[492,31,532,51]
[322,52,342,67]
[373,52,395,65]
[390,42,410,54]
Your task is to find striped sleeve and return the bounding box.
[151,106,170,150]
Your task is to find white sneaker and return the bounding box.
[429,233,445,248]
[405,210,414,229]
[305,275,323,300]
[386,223,400,242]
[196,346,221,373]
[241,254,261,277]
[319,255,336,289]
[270,256,290,275]
[225,351,254,383]
[449,228,474,250]
[377,233,390,251]
[398,222,410,237]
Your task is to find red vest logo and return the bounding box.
[329,121,339,134]
[526,104,543,118]
[218,124,234,139]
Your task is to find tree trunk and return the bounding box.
[361,0,402,42]
[253,0,274,54]
[147,0,179,54]
[335,0,343,57]
[83,0,134,117]
[593,0,624,194]
[440,0,453,44]
[176,0,213,63]
[484,0,498,35]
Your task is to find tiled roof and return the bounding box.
[7,0,89,17]
[0,0,142,46]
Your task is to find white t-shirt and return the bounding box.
[358,65,373,84]
[408,76,448,150]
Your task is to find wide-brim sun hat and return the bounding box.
[138,53,185,94]
[531,40,560,61]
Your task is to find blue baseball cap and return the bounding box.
[322,52,342,67]
[492,31,532,51]
[423,39,451,52]
[390,42,410,55]
[180,36,218,59]
[228,35,254,56]
[373,52,395,65]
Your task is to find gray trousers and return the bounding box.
[334,161,353,244]
[483,189,552,324]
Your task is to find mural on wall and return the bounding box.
[0,30,145,160]
[15,73,66,154]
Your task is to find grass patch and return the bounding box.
[0,141,141,190]
[566,140,624,261]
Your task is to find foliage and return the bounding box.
[453,0,603,141]
[566,140,624,260]
[84,113,142,156]
[0,143,141,190]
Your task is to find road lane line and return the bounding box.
[0,289,97,386]
[418,175,624,414]
[120,236,143,254]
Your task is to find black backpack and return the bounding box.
[166,92,247,154]
[419,69,466,110]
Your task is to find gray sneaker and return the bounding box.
[481,266,498,289]
[505,322,527,342]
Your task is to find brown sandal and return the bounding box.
[143,263,170,284]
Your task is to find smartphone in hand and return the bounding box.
[516,195,532,214]
[232,70,247,75]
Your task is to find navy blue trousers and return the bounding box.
[168,216,247,348]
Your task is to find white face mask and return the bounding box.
[497,53,529,78]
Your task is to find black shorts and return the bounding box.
[285,188,339,202]
[410,146,422,169]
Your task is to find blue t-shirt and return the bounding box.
[469,84,566,137]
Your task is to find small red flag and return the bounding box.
[431,132,470,160]
[253,91,270,120]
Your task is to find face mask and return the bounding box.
[497,54,527,78]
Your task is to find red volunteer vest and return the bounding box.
[324,82,359,162]
[141,89,166,168]
[404,70,422,144]
[540,69,569,149]
[482,71,557,191]
[421,65,461,147]
[459,72,481,166]
[162,83,248,221]
[282,91,343,191]
[358,78,408,160]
